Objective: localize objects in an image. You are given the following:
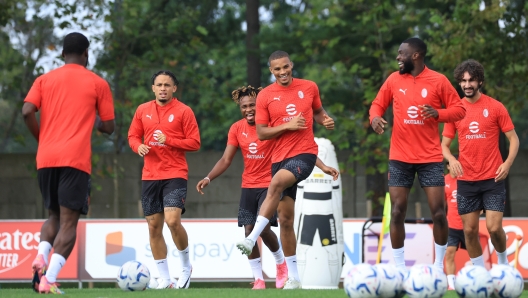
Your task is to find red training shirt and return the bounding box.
[227,119,273,188]
[445,174,462,230]
[369,66,466,163]
[442,94,514,181]
[128,98,201,180]
[256,78,322,163]
[24,64,115,174]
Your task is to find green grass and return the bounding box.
[1,282,528,298]
[1,288,528,298]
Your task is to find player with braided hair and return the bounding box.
[196,85,287,289]
[197,85,338,289]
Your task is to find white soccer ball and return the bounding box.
[403,264,447,298]
[116,260,151,291]
[489,265,524,298]
[455,265,494,298]
[344,263,381,298]
[374,263,405,298]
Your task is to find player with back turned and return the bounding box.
[369,37,466,270]
[23,32,115,294]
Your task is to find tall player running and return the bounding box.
[444,155,466,290]
[128,70,200,289]
[442,59,518,268]
[23,32,115,294]
[369,37,466,270]
[196,86,287,290]
[236,50,335,289]
[197,86,338,289]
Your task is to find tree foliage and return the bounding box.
[2,0,528,215]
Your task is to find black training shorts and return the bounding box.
[457,179,506,215]
[271,153,317,201]
[447,228,466,250]
[142,178,187,216]
[37,167,91,215]
[237,188,278,227]
[388,160,445,188]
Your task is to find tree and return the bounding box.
[246,0,261,87]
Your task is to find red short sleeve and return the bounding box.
[24,77,43,109]
[255,91,270,125]
[442,122,457,139]
[498,105,515,133]
[311,82,322,111]
[227,123,239,147]
[95,78,115,121]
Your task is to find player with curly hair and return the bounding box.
[442,59,519,268]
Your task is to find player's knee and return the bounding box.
[391,207,405,223]
[165,217,181,230]
[431,210,447,226]
[487,225,503,238]
[463,226,479,239]
[279,216,294,230]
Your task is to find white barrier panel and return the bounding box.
[294,138,344,289]
[85,221,258,280]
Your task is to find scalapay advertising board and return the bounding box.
[1,219,528,281]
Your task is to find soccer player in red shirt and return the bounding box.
[369,37,466,270]
[444,155,465,290]
[128,70,200,289]
[197,86,338,289]
[442,59,519,268]
[196,86,287,289]
[22,32,115,294]
[235,51,336,289]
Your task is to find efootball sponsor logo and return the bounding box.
[246,142,264,159]
[149,130,166,147]
[404,106,424,125]
[282,104,297,122]
[466,121,486,139]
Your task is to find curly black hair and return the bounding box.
[231,85,263,105]
[454,59,485,86]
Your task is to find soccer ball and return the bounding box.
[455,265,494,298]
[403,264,447,298]
[116,260,151,291]
[344,263,381,298]
[489,265,523,298]
[374,263,405,298]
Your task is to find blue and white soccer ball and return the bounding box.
[344,263,381,298]
[403,264,447,298]
[489,265,524,298]
[455,265,494,298]
[374,263,405,298]
[117,260,151,291]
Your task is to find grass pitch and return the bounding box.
[2,288,528,298]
